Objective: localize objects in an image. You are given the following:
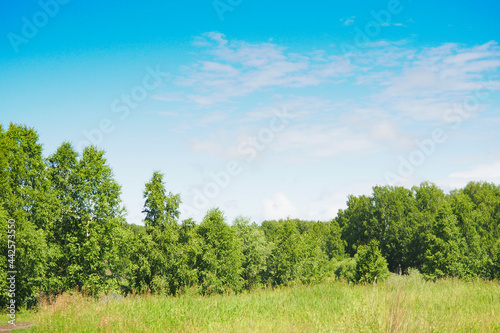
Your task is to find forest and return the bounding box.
[1,123,500,308]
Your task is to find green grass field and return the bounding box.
[11,274,500,332]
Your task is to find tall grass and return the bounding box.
[12,274,500,332]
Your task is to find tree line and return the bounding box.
[1,123,500,307]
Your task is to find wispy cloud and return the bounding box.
[170,32,357,105]
[151,93,185,102]
[189,137,224,156]
[160,35,500,122]
[352,41,500,122]
[151,111,179,116]
[155,34,500,163]
[449,161,500,180]
[434,161,500,192]
[340,16,356,27]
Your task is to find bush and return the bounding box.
[354,240,390,284]
[333,258,356,282]
[405,267,424,284]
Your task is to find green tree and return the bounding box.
[325,219,345,260]
[449,191,488,277]
[371,185,417,272]
[266,220,301,286]
[143,171,180,234]
[295,228,330,284]
[127,232,156,293]
[490,239,500,279]
[260,220,282,242]
[233,216,271,289]
[105,223,140,294]
[174,218,202,293]
[46,142,79,292]
[65,146,124,294]
[461,181,500,278]
[405,182,447,271]
[340,195,378,256]
[197,208,243,294]
[140,171,182,295]
[0,124,59,306]
[354,240,390,284]
[421,203,466,280]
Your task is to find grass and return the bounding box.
[9,274,500,332]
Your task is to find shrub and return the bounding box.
[354,240,390,284]
[333,257,356,282]
[405,267,424,284]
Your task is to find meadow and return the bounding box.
[12,273,500,333]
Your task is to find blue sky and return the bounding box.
[1,0,500,224]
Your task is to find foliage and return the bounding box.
[333,257,356,282]
[232,216,271,289]
[196,208,244,294]
[354,240,390,284]
[2,122,500,308]
[142,171,180,234]
[266,220,301,286]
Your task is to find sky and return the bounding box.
[1,0,500,225]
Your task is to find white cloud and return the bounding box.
[195,110,230,126]
[171,33,359,105]
[151,93,185,102]
[359,41,500,122]
[261,192,297,220]
[340,16,355,27]
[161,36,500,170]
[305,182,376,221]
[431,161,500,192]
[370,121,400,141]
[274,125,375,157]
[164,35,500,131]
[189,138,223,155]
[152,111,179,116]
[266,104,415,158]
[343,19,354,26]
[449,161,500,180]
